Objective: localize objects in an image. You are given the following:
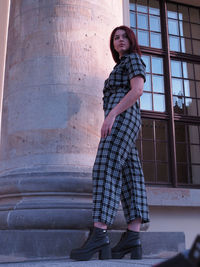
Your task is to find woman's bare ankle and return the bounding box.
[127,218,142,232]
[94,222,107,230]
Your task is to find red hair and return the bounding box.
[110,25,141,63]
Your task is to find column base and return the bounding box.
[0,171,148,230]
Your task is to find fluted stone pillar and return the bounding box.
[0,0,123,258]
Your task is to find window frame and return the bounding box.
[127,0,200,188]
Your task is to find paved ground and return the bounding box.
[0,257,165,267]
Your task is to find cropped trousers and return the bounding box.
[92,92,149,226]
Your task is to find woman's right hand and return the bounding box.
[101,112,116,138]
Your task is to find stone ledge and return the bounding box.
[147,187,200,207]
[0,171,199,208]
[0,230,185,260]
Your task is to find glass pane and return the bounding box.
[153,75,164,93]
[143,162,155,182]
[155,120,167,141]
[198,100,200,116]
[136,139,141,157]
[191,165,200,184]
[177,164,188,183]
[157,163,169,182]
[191,24,200,40]
[184,80,196,98]
[149,0,160,15]
[144,74,151,92]
[151,32,162,48]
[152,57,163,74]
[169,36,180,51]
[156,142,168,161]
[196,82,200,98]
[185,98,197,116]
[150,16,161,32]
[143,140,155,160]
[137,0,148,13]
[138,13,148,29]
[189,7,200,24]
[168,19,179,35]
[190,145,200,164]
[140,92,152,110]
[176,143,187,162]
[181,38,186,53]
[194,64,200,80]
[142,119,154,139]
[175,123,186,142]
[142,55,150,72]
[183,62,194,79]
[178,5,189,21]
[181,38,192,54]
[193,39,200,56]
[172,78,183,96]
[167,3,178,19]
[138,30,149,46]
[173,96,184,114]
[171,60,182,77]
[154,94,165,112]
[130,0,136,11]
[130,12,136,28]
[188,125,200,144]
[179,22,191,38]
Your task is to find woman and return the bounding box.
[70,25,150,261]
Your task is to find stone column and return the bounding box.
[0,0,123,258]
[0,0,10,136]
[0,0,123,175]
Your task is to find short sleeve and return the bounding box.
[125,53,146,82]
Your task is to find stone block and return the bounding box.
[0,230,185,261]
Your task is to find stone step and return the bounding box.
[0,230,185,262]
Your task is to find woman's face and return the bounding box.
[113,29,130,58]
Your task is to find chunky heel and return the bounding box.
[99,244,112,260]
[70,227,110,261]
[112,230,142,260]
[131,245,142,259]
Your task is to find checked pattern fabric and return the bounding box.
[92,53,150,226]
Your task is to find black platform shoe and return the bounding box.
[70,227,111,261]
[112,229,142,259]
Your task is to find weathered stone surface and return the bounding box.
[0,230,185,259]
[147,186,200,207]
[0,172,129,230]
[0,0,123,175]
[0,0,123,234]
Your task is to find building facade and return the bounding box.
[0,0,199,257]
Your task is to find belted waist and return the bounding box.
[103,89,130,111]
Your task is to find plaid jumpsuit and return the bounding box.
[92,53,150,226]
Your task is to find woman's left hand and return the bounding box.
[101,112,116,138]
